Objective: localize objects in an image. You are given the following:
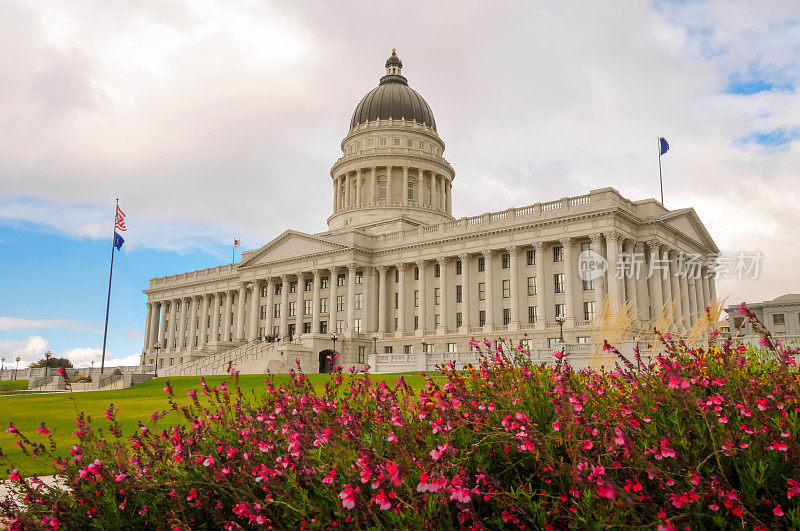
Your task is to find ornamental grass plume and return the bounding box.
[1,312,799,529]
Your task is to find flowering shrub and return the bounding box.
[1,311,799,529]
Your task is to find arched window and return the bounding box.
[379,180,387,200]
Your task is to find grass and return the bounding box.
[0,380,28,392]
[0,372,435,477]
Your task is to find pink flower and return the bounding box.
[36,425,50,436]
[596,484,616,499]
[773,505,784,517]
[386,461,402,487]
[8,469,21,481]
[5,423,18,434]
[203,455,215,467]
[371,489,394,510]
[313,428,331,447]
[668,376,690,390]
[613,427,625,446]
[57,366,66,377]
[736,302,749,315]
[787,480,800,499]
[187,488,197,501]
[582,440,593,450]
[709,502,719,511]
[429,443,449,461]
[339,484,356,509]
[115,473,127,482]
[322,469,336,485]
[449,487,471,504]
[386,432,398,443]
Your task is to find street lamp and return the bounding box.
[44,351,52,378]
[1,357,5,373]
[555,316,565,343]
[152,342,162,377]
[371,332,379,357]
[14,357,21,380]
[634,336,640,352]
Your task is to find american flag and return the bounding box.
[115,206,127,232]
[233,238,241,249]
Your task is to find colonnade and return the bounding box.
[332,165,452,214]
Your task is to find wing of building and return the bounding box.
[141,50,719,375]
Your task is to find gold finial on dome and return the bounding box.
[392,47,396,53]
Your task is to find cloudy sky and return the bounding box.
[1,0,799,368]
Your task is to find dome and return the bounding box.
[350,50,437,131]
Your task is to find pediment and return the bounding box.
[660,209,719,253]
[239,230,349,268]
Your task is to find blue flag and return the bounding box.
[659,137,669,156]
[114,232,125,250]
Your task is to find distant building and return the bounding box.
[726,294,800,342]
[140,50,719,375]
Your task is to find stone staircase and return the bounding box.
[161,338,299,377]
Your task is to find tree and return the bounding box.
[30,357,73,369]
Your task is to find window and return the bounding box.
[275,283,283,295]
[479,310,486,327]
[274,304,281,318]
[581,241,592,252]
[356,141,362,150]
[527,276,537,296]
[434,314,440,327]
[379,137,387,146]
[261,286,268,297]
[420,141,425,150]
[434,263,440,277]
[321,277,329,288]
[773,313,786,325]
[260,305,267,319]
[456,312,462,327]
[526,249,535,265]
[258,327,266,339]
[337,273,346,286]
[424,342,434,354]
[367,138,374,148]
[555,303,565,319]
[337,296,345,312]
[503,308,511,325]
[456,260,462,275]
[348,144,353,154]
[272,325,280,336]
[408,183,414,200]
[528,306,538,324]
[303,322,311,334]
[379,181,387,199]
[549,338,560,348]
[434,287,440,305]
[393,137,401,146]
[553,246,564,262]
[554,273,564,293]
[354,318,363,333]
[577,336,591,344]
[165,302,171,313]
[320,298,328,313]
[414,267,419,280]
[502,279,510,298]
[456,285,462,303]
[355,293,363,310]
[501,253,510,269]
[407,138,413,147]
[358,346,366,363]
[355,271,363,284]
[288,302,297,317]
[304,300,312,316]
[478,257,485,272]
[305,279,313,291]
[394,292,399,309]
[320,321,328,334]
[384,346,393,353]
[404,345,413,354]
[447,343,457,353]
[582,278,594,291]
[478,282,486,300]
[289,281,298,293]
[414,316,419,330]
[394,317,398,331]
[336,320,344,334]
[584,301,595,321]
[414,290,419,307]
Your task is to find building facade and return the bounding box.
[725,294,800,346]
[141,50,719,374]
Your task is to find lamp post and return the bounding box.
[634,336,640,352]
[1,357,5,373]
[44,351,52,378]
[14,357,21,380]
[371,332,378,357]
[555,316,565,343]
[152,342,162,377]
[330,332,339,373]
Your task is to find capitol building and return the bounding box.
[140,50,719,375]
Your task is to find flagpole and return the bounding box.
[658,137,665,207]
[232,237,235,264]
[100,199,118,375]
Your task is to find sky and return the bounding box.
[1,0,799,368]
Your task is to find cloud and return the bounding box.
[0,336,49,368]
[60,347,140,368]
[0,0,799,305]
[124,328,142,341]
[0,316,100,333]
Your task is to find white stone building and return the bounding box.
[140,50,719,375]
[725,294,800,347]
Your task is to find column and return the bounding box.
[623,240,638,319]
[199,295,209,347]
[148,303,160,351]
[377,266,387,333]
[633,241,648,321]
[459,254,472,329]
[329,267,338,334]
[280,275,289,337]
[248,281,261,341]
[211,292,221,343]
[417,260,427,334]
[223,290,233,341]
[332,178,338,213]
[687,278,698,325]
[708,271,717,305]
[295,274,304,336]
[534,243,546,328]
[668,251,682,326]
[355,169,362,206]
[371,167,377,204]
[446,180,452,215]
[167,299,178,348]
[508,246,520,326]
[402,166,409,206]
[483,250,494,327]
[235,284,247,341]
[386,166,393,205]
[661,249,673,314]
[158,301,168,346]
[699,266,709,312]
[265,279,275,334]
[590,234,606,302]
[648,241,664,318]
[604,232,621,310]
[437,257,448,332]
[679,268,691,328]
[561,238,575,324]
[397,263,406,333]
[312,270,321,334]
[344,173,351,209]
[188,296,199,349]
[143,303,153,351]
[177,298,188,349]
[347,265,357,332]
[439,175,446,211]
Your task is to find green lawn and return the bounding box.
[0,380,28,392]
[0,372,434,477]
